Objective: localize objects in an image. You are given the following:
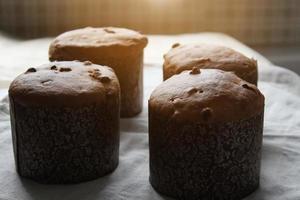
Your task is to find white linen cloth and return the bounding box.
[0,32,299,200]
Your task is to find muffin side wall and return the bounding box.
[10,101,120,184]
[149,109,264,200]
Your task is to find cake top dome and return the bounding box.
[163,43,257,84]
[49,27,147,52]
[9,61,120,106]
[149,68,264,123]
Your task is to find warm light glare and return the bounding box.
[146,0,182,7]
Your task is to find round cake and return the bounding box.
[163,43,258,85]
[149,68,264,199]
[9,61,120,184]
[49,27,148,117]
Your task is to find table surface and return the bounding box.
[0,32,300,200]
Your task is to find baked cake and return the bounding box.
[163,43,258,85]
[9,61,120,184]
[49,27,148,117]
[149,68,264,199]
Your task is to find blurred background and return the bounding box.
[0,0,299,73]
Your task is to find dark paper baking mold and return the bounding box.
[149,112,264,200]
[9,100,119,184]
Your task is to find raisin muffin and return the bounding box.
[49,27,148,117]
[149,68,264,200]
[163,43,258,85]
[9,61,120,184]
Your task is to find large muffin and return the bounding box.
[49,27,148,117]
[9,61,120,184]
[163,43,258,85]
[149,68,264,199]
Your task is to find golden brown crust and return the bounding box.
[9,61,120,107]
[163,43,258,85]
[49,27,148,61]
[48,27,148,117]
[149,69,264,124]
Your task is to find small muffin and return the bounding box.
[163,43,258,85]
[49,27,148,117]
[149,68,264,200]
[9,61,120,184]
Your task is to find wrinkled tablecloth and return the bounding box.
[0,32,299,200]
